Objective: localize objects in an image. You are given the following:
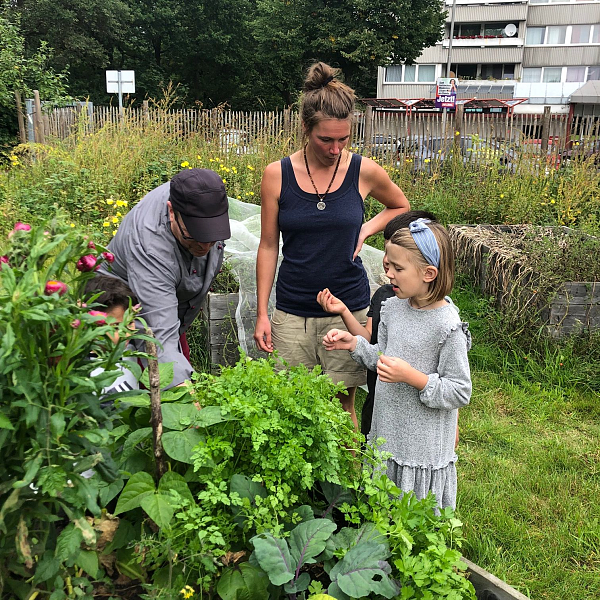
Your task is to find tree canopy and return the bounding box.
[6,0,445,109]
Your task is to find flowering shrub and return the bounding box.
[0,217,142,597]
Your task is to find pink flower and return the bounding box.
[87,241,96,250]
[101,251,115,263]
[71,319,81,329]
[1,255,9,265]
[76,254,97,272]
[88,310,107,325]
[44,280,68,296]
[13,222,31,233]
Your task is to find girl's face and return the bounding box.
[385,243,430,300]
[305,119,351,167]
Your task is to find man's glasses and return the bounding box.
[174,211,195,241]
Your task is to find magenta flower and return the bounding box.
[44,280,68,296]
[71,319,81,329]
[87,241,96,250]
[76,254,97,272]
[101,251,115,263]
[13,222,31,233]
[88,310,107,325]
[1,255,9,265]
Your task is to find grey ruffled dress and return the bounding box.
[350,296,472,509]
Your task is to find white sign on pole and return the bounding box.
[106,70,135,94]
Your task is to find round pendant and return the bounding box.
[317,201,326,211]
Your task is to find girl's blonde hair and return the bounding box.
[389,222,455,304]
[300,62,355,139]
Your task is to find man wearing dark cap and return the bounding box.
[98,168,231,386]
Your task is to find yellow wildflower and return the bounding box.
[9,155,18,161]
[103,222,110,227]
[106,199,114,205]
[247,165,254,170]
[424,158,431,163]
[197,155,202,160]
[70,223,75,228]
[455,131,460,136]
[392,34,398,39]
[112,217,119,224]
[500,194,504,198]
[180,585,195,599]
[116,212,122,217]
[222,178,227,184]
[550,199,555,204]
[181,161,189,168]
[112,230,117,236]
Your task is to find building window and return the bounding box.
[526,27,545,44]
[404,65,416,82]
[571,24,591,43]
[547,26,567,44]
[543,67,562,82]
[384,64,436,83]
[522,67,542,83]
[418,65,436,82]
[384,66,403,82]
[566,66,587,82]
[588,66,600,80]
[593,25,600,43]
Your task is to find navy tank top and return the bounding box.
[276,153,371,317]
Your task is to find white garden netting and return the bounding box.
[225,198,386,356]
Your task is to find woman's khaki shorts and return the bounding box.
[271,308,368,388]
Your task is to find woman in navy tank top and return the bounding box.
[254,61,410,429]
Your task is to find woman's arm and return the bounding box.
[254,161,281,353]
[355,158,410,257]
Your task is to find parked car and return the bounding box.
[358,135,396,158]
[397,135,516,171]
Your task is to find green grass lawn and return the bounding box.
[355,282,600,600]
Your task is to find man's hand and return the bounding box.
[254,314,273,352]
[317,288,348,315]
[323,329,357,352]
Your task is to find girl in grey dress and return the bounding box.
[323,219,471,509]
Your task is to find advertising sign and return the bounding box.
[435,78,458,109]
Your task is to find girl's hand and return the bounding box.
[377,354,413,383]
[323,329,357,352]
[317,288,348,315]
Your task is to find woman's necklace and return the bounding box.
[303,145,342,211]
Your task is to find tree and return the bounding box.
[0,4,69,144]
[252,0,446,105]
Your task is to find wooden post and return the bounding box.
[142,100,149,131]
[145,329,166,481]
[283,107,291,136]
[33,90,45,144]
[14,91,27,144]
[364,105,374,156]
[541,106,551,154]
[454,104,464,151]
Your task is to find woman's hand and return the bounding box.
[352,225,368,259]
[254,314,273,352]
[322,329,357,352]
[317,288,348,315]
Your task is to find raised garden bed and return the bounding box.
[449,224,600,338]
[202,291,240,371]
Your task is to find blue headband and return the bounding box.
[408,218,440,268]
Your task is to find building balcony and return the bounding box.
[514,81,588,104]
[445,0,527,4]
[442,37,524,48]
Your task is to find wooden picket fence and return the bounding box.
[34,102,600,167]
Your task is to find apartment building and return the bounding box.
[377,0,600,114]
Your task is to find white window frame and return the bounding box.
[384,64,439,83]
[521,66,600,82]
[526,24,600,45]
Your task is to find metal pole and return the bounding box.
[442,0,458,129]
[117,70,123,113]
